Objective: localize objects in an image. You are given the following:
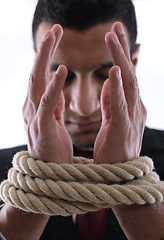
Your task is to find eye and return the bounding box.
[50,65,75,84]
[96,73,108,80]
[64,69,75,85]
[95,69,109,81]
[66,70,75,79]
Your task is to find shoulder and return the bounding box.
[0,145,27,182]
[141,126,164,180]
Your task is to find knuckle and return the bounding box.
[28,75,35,100]
[41,94,50,107]
[120,99,128,111]
[29,74,35,85]
[129,64,139,88]
[131,75,138,88]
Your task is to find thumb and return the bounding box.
[100,78,111,126]
[54,90,65,125]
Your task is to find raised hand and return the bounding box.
[94,22,147,164]
[23,25,73,163]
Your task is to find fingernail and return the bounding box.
[55,65,63,76]
[52,24,60,33]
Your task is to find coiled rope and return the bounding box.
[0,151,164,216]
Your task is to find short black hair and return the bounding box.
[32,0,137,54]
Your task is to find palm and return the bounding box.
[94,122,111,164]
[35,112,73,163]
[25,67,73,164]
[94,22,146,164]
[94,78,124,164]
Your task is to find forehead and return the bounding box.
[35,22,129,70]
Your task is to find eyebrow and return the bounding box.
[50,61,114,71]
[95,61,114,70]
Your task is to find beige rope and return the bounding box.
[0,151,164,216]
[6,168,160,200]
[12,151,153,183]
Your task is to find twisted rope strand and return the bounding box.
[7,168,160,201]
[0,151,164,216]
[1,180,164,216]
[13,152,153,183]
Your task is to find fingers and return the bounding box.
[105,24,139,116]
[51,24,63,57]
[23,24,66,131]
[108,66,129,126]
[37,65,68,127]
[100,78,110,125]
[101,66,129,134]
[29,30,55,109]
[111,22,131,62]
[28,25,63,110]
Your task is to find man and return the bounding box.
[0,0,164,239]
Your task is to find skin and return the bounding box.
[0,21,164,240]
[27,21,144,164]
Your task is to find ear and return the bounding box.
[131,43,140,68]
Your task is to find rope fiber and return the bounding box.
[0,151,164,216]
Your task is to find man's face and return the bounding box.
[35,22,131,150]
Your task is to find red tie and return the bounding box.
[76,208,109,240]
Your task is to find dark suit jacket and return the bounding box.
[0,127,164,239]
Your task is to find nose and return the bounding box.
[69,76,100,117]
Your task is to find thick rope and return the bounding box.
[7,168,159,198]
[0,151,164,216]
[12,151,153,183]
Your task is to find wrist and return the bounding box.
[112,203,164,240]
[0,204,49,240]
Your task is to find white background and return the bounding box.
[0,0,164,148]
